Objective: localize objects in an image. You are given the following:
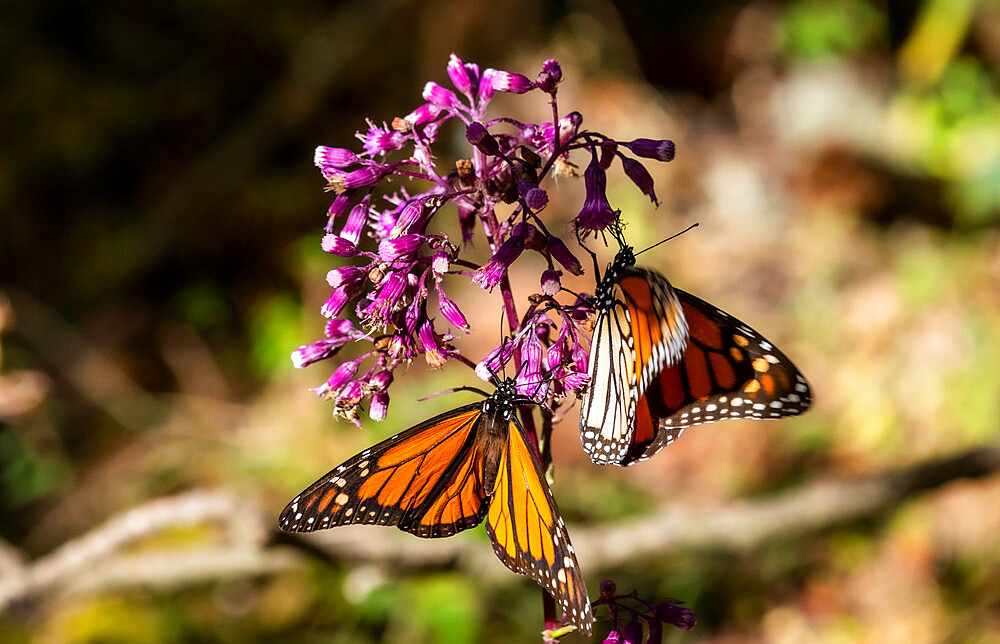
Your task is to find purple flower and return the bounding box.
[359,122,407,156]
[491,70,534,94]
[422,82,462,112]
[324,318,354,338]
[388,330,416,358]
[620,156,658,205]
[516,333,545,399]
[599,580,617,600]
[432,250,450,274]
[438,291,469,332]
[466,122,502,157]
[576,157,617,235]
[328,163,393,193]
[325,356,364,391]
[517,180,549,211]
[622,619,643,644]
[535,59,562,94]
[546,234,584,275]
[321,234,358,257]
[291,339,340,369]
[447,53,473,95]
[476,341,516,381]
[457,202,477,244]
[314,146,359,174]
[652,602,696,631]
[603,630,621,644]
[362,272,406,324]
[326,266,366,288]
[418,321,447,368]
[599,141,617,169]
[340,201,368,244]
[473,228,526,290]
[540,268,561,296]
[404,103,443,128]
[478,68,497,102]
[623,138,675,162]
[645,619,663,644]
[369,390,390,421]
[326,192,353,219]
[378,234,423,262]
[391,199,431,237]
[320,284,360,318]
[370,370,393,390]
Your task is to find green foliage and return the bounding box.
[778,0,885,60]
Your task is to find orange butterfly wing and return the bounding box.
[486,419,593,635]
[279,404,489,538]
[622,289,812,465]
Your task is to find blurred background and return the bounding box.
[2,0,999,641]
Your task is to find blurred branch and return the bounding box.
[3,445,999,613]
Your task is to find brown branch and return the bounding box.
[2,446,998,614]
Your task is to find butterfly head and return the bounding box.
[483,377,520,421]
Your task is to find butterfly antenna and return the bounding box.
[634,222,699,257]
[419,385,491,401]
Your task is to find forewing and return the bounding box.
[486,419,593,635]
[279,404,490,538]
[579,300,635,464]
[623,289,812,464]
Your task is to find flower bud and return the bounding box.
[369,390,390,421]
[620,156,658,205]
[378,234,423,262]
[466,122,502,157]
[623,138,676,162]
[491,70,534,94]
[321,234,358,257]
[535,59,562,93]
[422,81,461,111]
[541,268,561,296]
[447,53,473,94]
[438,292,470,332]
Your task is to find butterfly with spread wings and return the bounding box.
[279,378,593,635]
[579,237,812,466]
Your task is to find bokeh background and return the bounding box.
[3,0,1000,641]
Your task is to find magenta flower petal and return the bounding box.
[473,230,525,290]
[447,53,473,95]
[290,339,339,369]
[369,390,390,421]
[491,70,534,94]
[326,266,365,288]
[438,291,469,332]
[314,146,359,172]
[321,234,358,257]
[378,234,423,262]
[652,602,696,631]
[422,81,461,111]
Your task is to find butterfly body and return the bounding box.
[280,378,593,634]
[580,244,812,466]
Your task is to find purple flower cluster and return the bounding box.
[293,54,675,423]
[595,580,696,643]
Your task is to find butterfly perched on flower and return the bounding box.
[279,377,593,635]
[579,234,812,466]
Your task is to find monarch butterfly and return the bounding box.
[579,240,812,466]
[280,378,593,635]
